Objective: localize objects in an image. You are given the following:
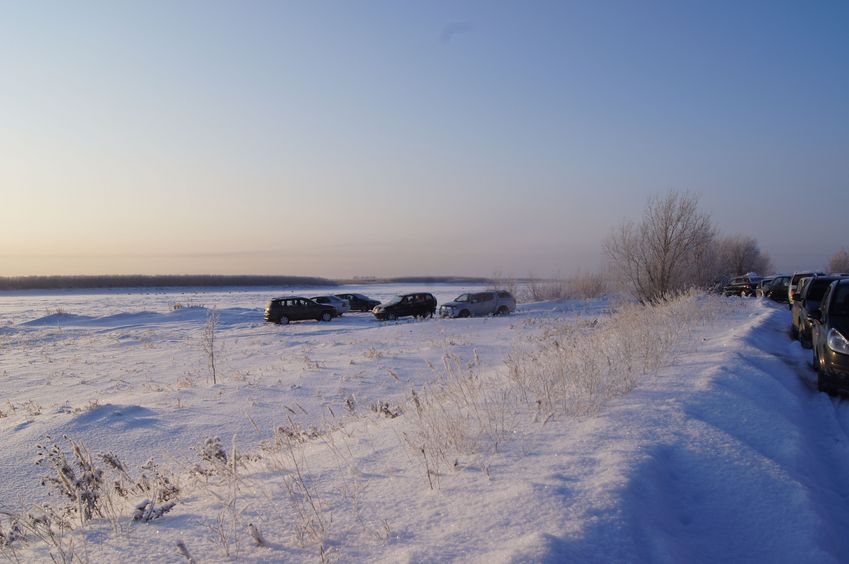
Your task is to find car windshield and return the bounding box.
[454,294,470,302]
[384,295,403,306]
[354,294,370,300]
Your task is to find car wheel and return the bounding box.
[790,325,798,340]
[320,311,332,322]
[387,312,397,321]
[278,315,289,325]
[812,347,821,372]
[801,331,812,349]
[459,310,471,318]
[496,305,509,316]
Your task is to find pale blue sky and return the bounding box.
[1,1,847,277]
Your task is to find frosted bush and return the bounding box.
[506,290,726,419]
[402,354,517,487]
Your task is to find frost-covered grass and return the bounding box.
[506,290,732,418]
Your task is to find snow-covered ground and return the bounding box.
[2,287,848,562]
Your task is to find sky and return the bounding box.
[1,0,847,278]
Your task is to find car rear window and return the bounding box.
[807,280,835,301]
[831,285,849,316]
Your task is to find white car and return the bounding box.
[310,295,351,316]
[439,290,516,318]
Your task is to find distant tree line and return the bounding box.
[0,275,337,291]
[336,276,493,285]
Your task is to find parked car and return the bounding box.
[310,295,351,316]
[788,271,825,307]
[791,276,816,340]
[723,274,762,297]
[810,279,849,394]
[755,277,775,298]
[264,297,336,324]
[795,276,845,347]
[765,275,791,303]
[335,293,381,312]
[372,293,437,321]
[439,290,516,318]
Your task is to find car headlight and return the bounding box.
[827,329,849,355]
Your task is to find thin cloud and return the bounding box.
[440,21,474,44]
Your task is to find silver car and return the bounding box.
[439,291,516,318]
[310,295,351,316]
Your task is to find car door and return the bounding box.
[303,298,322,320]
[400,295,417,317]
[278,299,294,321]
[474,292,495,315]
[290,298,309,321]
[813,284,833,353]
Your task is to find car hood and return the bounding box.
[441,301,466,308]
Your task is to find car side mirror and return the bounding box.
[809,308,822,323]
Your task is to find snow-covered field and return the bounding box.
[2,286,848,563]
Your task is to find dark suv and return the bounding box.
[372,293,437,321]
[755,277,775,298]
[765,275,791,303]
[335,293,381,312]
[264,297,336,324]
[723,274,762,297]
[810,279,849,394]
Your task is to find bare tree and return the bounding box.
[604,191,716,303]
[716,235,773,276]
[828,248,849,273]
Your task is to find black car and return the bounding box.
[335,293,381,312]
[723,274,762,297]
[765,275,791,303]
[791,276,816,340]
[264,297,336,325]
[810,279,849,394]
[795,276,845,348]
[755,277,775,298]
[372,293,437,321]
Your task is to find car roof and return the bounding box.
[808,275,844,288]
